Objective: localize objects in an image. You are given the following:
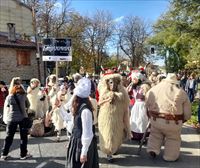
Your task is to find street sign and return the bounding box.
[42,38,72,61]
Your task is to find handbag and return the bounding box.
[14,94,33,129]
[3,96,10,124]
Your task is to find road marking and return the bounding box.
[35,162,47,168]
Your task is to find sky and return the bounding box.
[69,0,170,23]
[58,0,170,66]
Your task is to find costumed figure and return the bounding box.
[149,71,158,87]
[72,73,82,87]
[27,78,48,119]
[145,73,191,161]
[89,93,98,126]
[98,73,131,162]
[47,74,59,107]
[51,88,66,141]
[62,79,76,138]
[128,71,151,141]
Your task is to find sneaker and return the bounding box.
[1,155,8,160]
[20,153,32,160]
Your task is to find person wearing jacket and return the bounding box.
[1,81,31,160]
[145,73,191,161]
[185,73,197,102]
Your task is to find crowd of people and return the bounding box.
[0,66,199,167]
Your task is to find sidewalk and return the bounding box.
[0,125,199,168]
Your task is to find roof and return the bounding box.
[0,34,36,49]
[14,0,32,11]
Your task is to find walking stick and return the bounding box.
[81,163,85,168]
[137,122,151,155]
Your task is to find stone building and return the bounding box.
[0,0,33,39]
[0,0,45,85]
[0,34,44,85]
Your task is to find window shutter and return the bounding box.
[17,51,31,66]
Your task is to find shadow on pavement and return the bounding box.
[0,156,66,168]
[181,125,199,135]
[181,140,200,149]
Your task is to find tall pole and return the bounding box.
[117,42,119,66]
[56,61,59,87]
[32,6,41,81]
[166,49,169,74]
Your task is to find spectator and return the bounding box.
[0,81,8,126]
[1,81,31,160]
[185,73,197,102]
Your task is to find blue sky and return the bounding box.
[70,0,170,23]
[57,0,170,66]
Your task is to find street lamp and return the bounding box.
[32,6,41,81]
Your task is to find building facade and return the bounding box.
[0,0,45,85]
[0,34,44,85]
[0,0,33,38]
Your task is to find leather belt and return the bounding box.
[149,111,184,125]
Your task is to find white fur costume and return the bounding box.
[27,78,48,118]
[98,73,130,155]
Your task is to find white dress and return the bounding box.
[130,87,149,133]
[51,106,65,131]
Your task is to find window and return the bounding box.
[17,50,31,66]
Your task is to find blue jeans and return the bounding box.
[1,120,28,157]
[198,103,200,124]
[187,88,195,102]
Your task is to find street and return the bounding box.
[0,125,199,168]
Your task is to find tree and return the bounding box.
[63,13,92,73]
[23,0,71,38]
[83,10,114,74]
[118,16,150,67]
[148,0,200,71]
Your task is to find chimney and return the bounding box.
[7,23,16,42]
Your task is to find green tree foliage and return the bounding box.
[148,0,200,71]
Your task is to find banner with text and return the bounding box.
[42,38,72,61]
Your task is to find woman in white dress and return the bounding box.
[129,71,151,141]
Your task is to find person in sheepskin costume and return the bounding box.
[51,91,66,142]
[27,78,48,119]
[98,73,131,162]
[47,74,59,107]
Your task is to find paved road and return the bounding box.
[0,125,199,168]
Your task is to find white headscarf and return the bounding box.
[64,77,91,111]
[73,77,91,98]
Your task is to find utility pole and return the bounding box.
[117,42,119,66]
[32,6,41,82]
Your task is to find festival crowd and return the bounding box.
[0,66,199,167]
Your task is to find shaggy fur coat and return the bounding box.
[98,73,130,155]
[27,86,48,119]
